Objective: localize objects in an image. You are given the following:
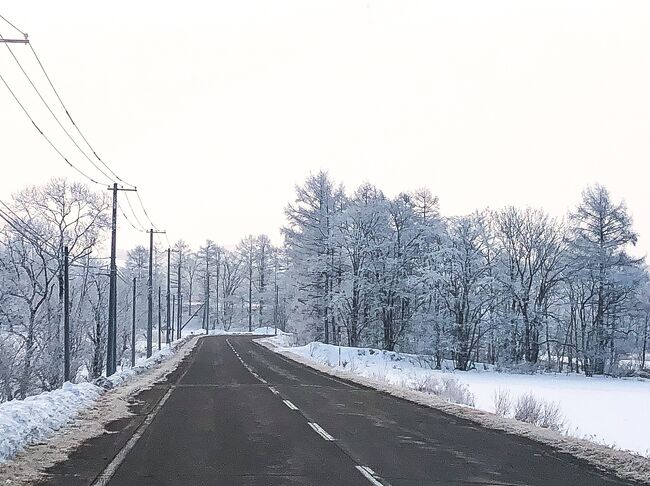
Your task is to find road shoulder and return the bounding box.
[0,337,200,486]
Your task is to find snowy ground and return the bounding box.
[188,326,293,337]
[257,337,650,483]
[0,335,195,465]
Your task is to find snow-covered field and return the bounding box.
[0,335,194,464]
[272,341,650,457]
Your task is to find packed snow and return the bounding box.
[0,336,193,464]
[0,382,101,464]
[272,341,650,457]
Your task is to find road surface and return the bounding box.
[40,336,637,485]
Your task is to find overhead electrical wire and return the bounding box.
[0,33,114,184]
[0,200,62,254]
[0,69,103,185]
[0,13,24,36]
[135,189,158,230]
[1,13,165,239]
[0,14,134,188]
[117,201,145,233]
[0,208,57,257]
[123,191,147,231]
[27,43,136,188]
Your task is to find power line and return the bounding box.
[1,14,172,267]
[117,201,145,233]
[0,33,114,184]
[135,189,158,230]
[2,14,161,236]
[27,43,136,188]
[123,191,147,231]
[0,69,103,185]
[0,208,56,257]
[0,13,25,36]
[0,200,60,254]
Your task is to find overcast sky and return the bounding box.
[1,1,649,256]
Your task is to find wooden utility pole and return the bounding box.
[273,257,279,337]
[158,286,162,350]
[248,267,253,332]
[166,248,171,344]
[178,294,183,339]
[107,184,118,376]
[177,253,182,339]
[147,229,153,358]
[147,228,165,358]
[131,277,136,367]
[106,183,136,376]
[204,245,210,334]
[171,293,176,339]
[63,246,70,381]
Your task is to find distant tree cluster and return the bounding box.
[0,174,647,402]
[283,172,648,376]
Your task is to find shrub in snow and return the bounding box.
[538,400,564,431]
[492,389,512,417]
[514,392,543,424]
[513,392,564,432]
[413,374,440,393]
[438,377,476,407]
[607,361,637,378]
[497,361,540,374]
[406,374,475,407]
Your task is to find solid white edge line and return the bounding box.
[283,399,299,410]
[308,422,334,441]
[91,386,174,486]
[355,465,384,486]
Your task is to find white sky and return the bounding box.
[1,1,649,256]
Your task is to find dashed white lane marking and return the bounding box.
[226,338,268,383]
[283,399,299,410]
[229,340,387,486]
[308,422,335,441]
[355,465,385,486]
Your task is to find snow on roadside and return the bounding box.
[258,337,650,485]
[0,335,194,464]
[0,383,101,464]
[202,326,292,336]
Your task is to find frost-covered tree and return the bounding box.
[568,185,642,375]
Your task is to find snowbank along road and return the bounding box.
[37,336,642,485]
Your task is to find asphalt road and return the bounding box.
[40,336,638,486]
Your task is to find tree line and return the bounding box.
[1,174,647,401]
[283,173,647,376]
